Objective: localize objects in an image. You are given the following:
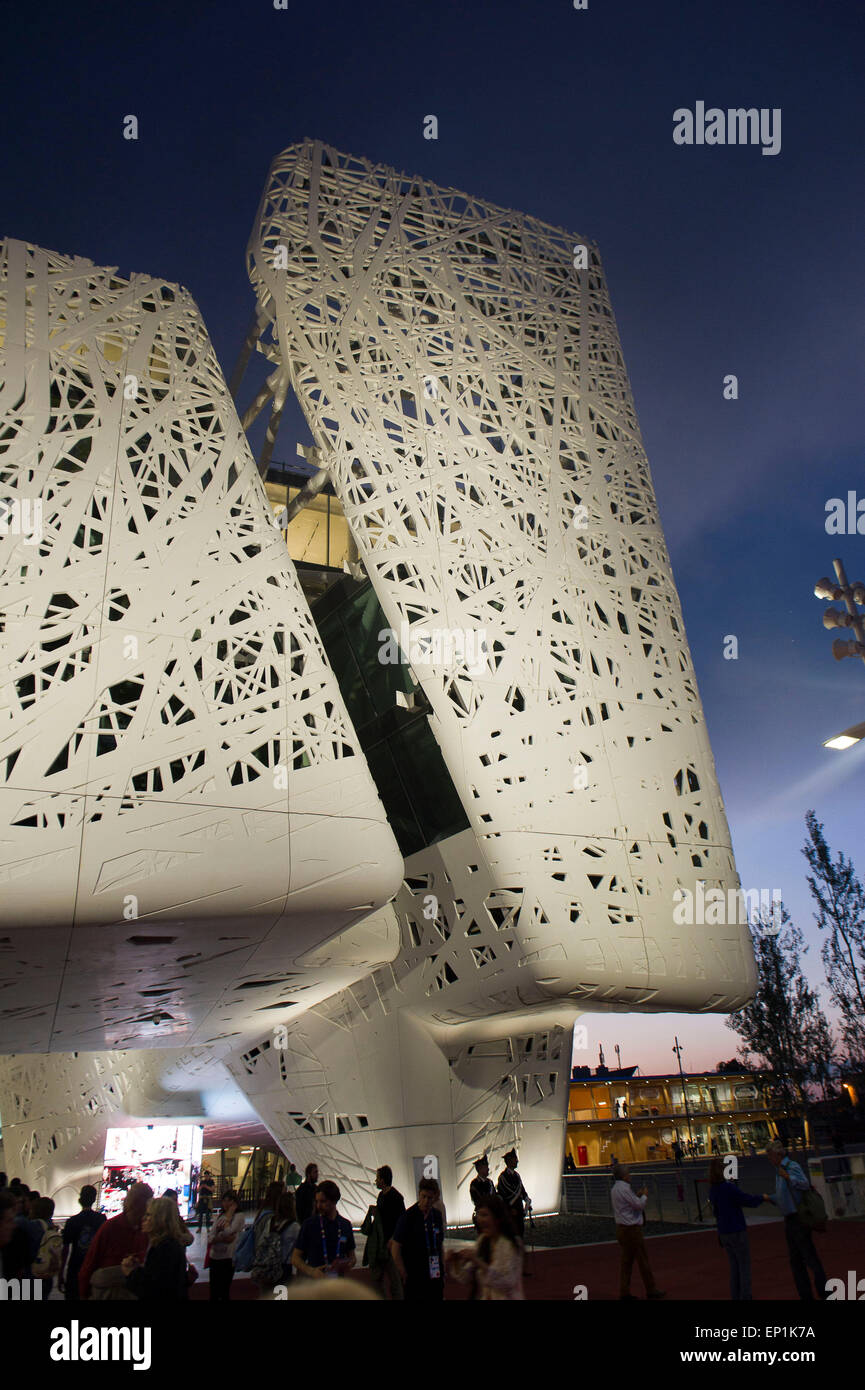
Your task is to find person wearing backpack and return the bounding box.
[250,1192,299,1295]
[59,1184,106,1300]
[31,1197,63,1297]
[764,1140,828,1300]
[233,1180,282,1274]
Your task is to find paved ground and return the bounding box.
[183,1217,864,1302]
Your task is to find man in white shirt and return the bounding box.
[610,1165,666,1300]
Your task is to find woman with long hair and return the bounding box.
[447,1194,525,1300]
[206,1189,246,1301]
[256,1181,285,1220]
[707,1155,765,1300]
[251,1190,300,1294]
[121,1197,188,1301]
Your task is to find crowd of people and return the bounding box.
[0,1150,531,1302]
[0,1138,830,1301]
[610,1139,830,1301]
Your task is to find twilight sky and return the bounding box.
[3,0,863,1073]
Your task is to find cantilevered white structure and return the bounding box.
[0,239,401,1199]
[0,149,755,1220]
[223,141,755,1220]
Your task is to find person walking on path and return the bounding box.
[707,1157,765,1300]
[195,1170,215,1232]
[206,1189,245,1301]
[390,1178,445,1302]
[285,1163,302,1192]
[121,1197,189,1301]
[611,1165,666,1301]
[448,1194,525,1300]
[764,1140,828,1301]
[59,1185,106,1299]
[294,1163,319,1227]
[78,1183,153,1300]
[363,1166,405,1300]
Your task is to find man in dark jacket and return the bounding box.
[366,1166,405,1300]
[469,1156,495,1231]
[497,1150,530,1238]
[707,1157,765,1300]
[470,1156,494,1208]
[59,1184,107,1299]
[294,1163,319,1227]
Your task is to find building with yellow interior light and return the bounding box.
[566,1067,808,1167]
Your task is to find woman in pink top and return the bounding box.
[448,1195,525,1300]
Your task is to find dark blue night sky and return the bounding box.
[3,0,863,1069]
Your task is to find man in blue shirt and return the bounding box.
[291,1180,356,1279]
[764,1140,828,1300]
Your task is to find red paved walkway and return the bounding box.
[462,1219,865,1301]
[190,1219,864,1301]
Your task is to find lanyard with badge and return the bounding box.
[424,1212,441,1280]
[320,1215,343,1277]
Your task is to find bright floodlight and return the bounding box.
[815,578,842,600]
[823,720,865,750]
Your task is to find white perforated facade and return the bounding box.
[222,141,755,1221]
[1,145,755,1223]
[0,238,401,1060]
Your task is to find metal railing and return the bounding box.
[561,1169,706,1224]
[194,1177,286,1213]
[567,1098,770,1123]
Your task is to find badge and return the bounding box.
[428,1255,441,1279]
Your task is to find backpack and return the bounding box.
[250,1217,285,1287]
[233,1220,257,1273]
[32,1222,63,1278]
[797,1186,828,1233]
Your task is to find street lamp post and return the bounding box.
[815,559,865,668]
[673,1036,696,1157]
[814,559,865,748]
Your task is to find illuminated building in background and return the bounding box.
[565,1067,805,1167]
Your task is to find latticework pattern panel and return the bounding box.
[225,954,574,1224]
[0,239,402,1051]
[247,141,754,1011]
[0,1047,245,1208]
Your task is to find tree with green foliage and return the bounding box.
[725,902,834,1151]
[803,810,865,1069]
